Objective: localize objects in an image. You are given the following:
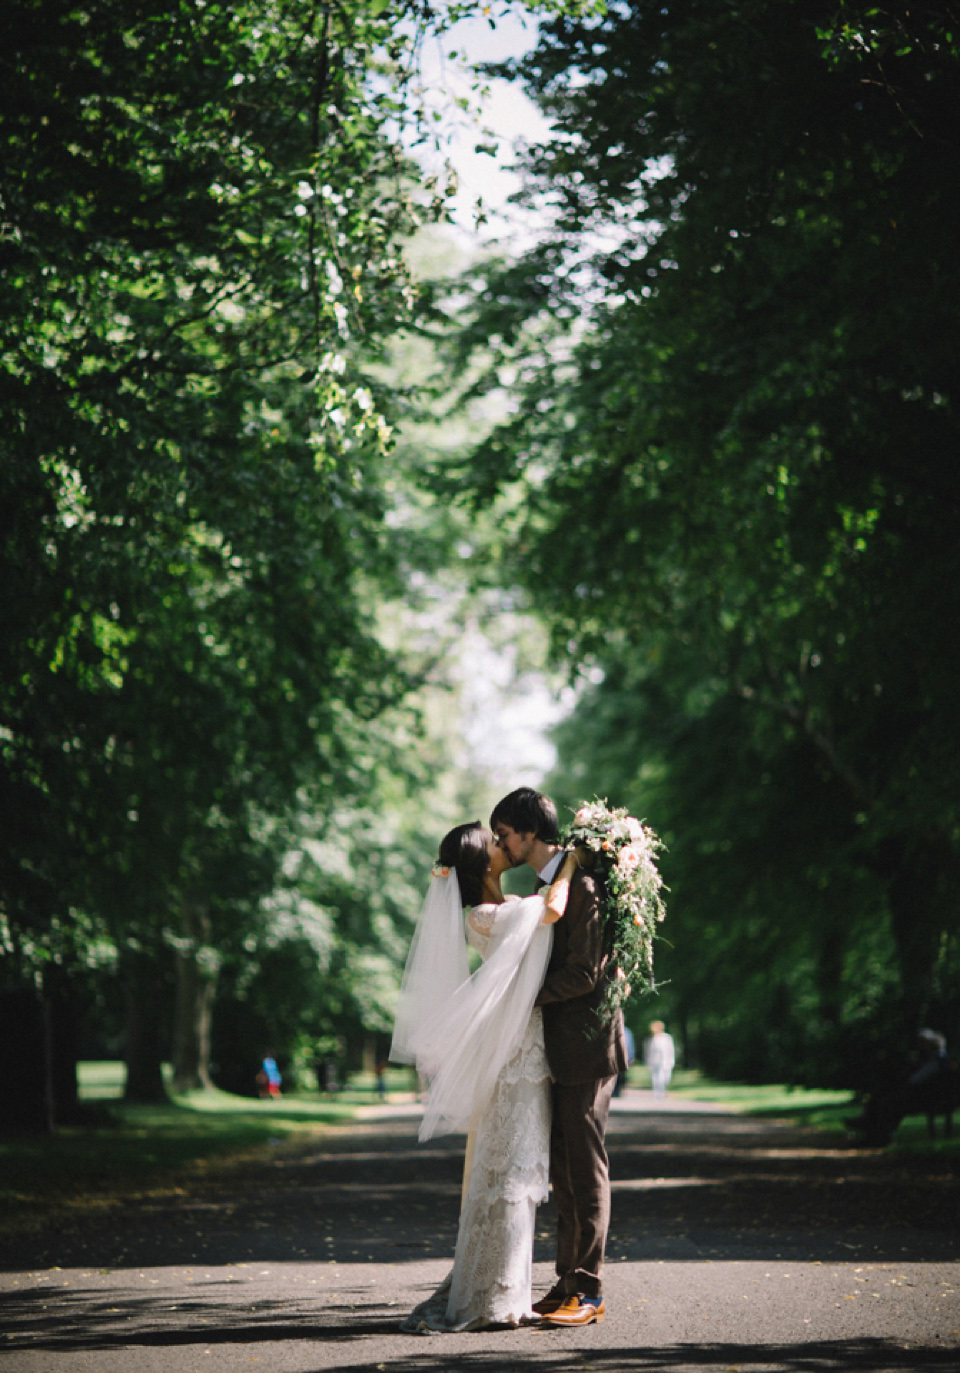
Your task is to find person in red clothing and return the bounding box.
[258,1053,281,1098]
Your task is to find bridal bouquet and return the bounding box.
[563,799,667,1018]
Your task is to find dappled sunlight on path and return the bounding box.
[0,1095,957,1371]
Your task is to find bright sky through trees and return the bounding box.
[414,7,551,243]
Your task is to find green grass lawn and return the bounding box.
[1,1061,416,1231]
[627,1066,959,1153]
[647,1067,856,1120]
[76,1059,413,1114]
[650,1067,851,1111]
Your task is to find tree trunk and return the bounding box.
[885,841,954,1034]
[816,922,846,1034]
[675,1003,690,1071]
[122,950,170,1103]
[0,986,51,1133]
[170,903,217,1093]
[43,964,80,1124]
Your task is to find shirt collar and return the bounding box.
[538,851,565,884]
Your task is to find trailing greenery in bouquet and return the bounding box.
[563,799,667,1019]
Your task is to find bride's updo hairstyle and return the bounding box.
[438,821,489,908]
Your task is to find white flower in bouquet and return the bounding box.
[563,798,667,1020]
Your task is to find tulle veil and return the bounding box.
[390,870,552,1141]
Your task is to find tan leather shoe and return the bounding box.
[541,1295,605,1326]
[531,1288,567,1316]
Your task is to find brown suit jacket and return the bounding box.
[535,864,628,1085]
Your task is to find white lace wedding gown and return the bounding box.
[401,897,552,1332]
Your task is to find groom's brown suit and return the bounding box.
[535,864,627,1300]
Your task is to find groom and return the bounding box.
[491,787,627,1327]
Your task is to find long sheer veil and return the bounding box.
[389,867,469,1067]
[412,894,552,1141]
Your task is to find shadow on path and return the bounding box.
[1,1283,958,1373]
[1,1096,958,1272]
[1,1095,957,1371]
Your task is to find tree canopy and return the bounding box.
[445,0,960,1080]
[5,0,959,1117]
[0,0,515,1114]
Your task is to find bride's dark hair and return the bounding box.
[438,821,490,908]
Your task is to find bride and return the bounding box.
[390,821,577,1332]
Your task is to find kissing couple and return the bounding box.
[390,786,629,1332]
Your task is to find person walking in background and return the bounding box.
[257,1053,282,1099]
[644,1020,675,1099]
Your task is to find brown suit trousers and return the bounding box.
[536,866,627,1296]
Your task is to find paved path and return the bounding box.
[1,1090,958,1372]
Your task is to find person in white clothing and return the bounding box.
[644,1020,676,1098]
[390,822,578,1332]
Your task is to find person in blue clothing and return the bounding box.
[613,1024,635,1098]
[258,1053,282,1099]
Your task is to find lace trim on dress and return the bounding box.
[401,1019,551,1331]
[466,902,499,947]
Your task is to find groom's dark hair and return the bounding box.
[489,788,560,844]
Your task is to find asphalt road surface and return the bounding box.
[2,1091,958,1372]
